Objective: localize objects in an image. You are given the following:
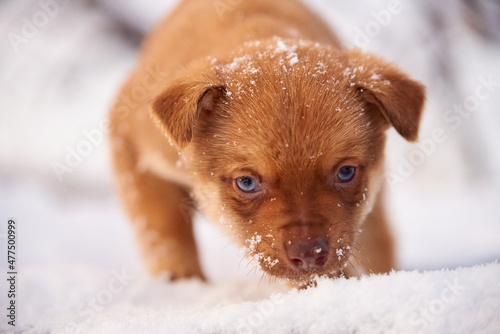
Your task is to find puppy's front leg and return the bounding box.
[112,143,204,280]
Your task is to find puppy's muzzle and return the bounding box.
[283,223,329,272]
[286,238,329,271]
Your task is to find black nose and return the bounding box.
[286,239,329,271]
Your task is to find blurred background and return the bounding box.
[0,0,500,329]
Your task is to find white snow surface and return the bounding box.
[21,262,500,334]
[1,0,500,333]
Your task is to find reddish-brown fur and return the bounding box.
[109,0,425,285]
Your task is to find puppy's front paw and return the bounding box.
[149,258,206,281]
[140,241,205,281]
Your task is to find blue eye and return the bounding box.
[236,177,259,193]
[337,166,356,183]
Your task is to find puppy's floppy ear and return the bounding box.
[344,49,426,141]
[151,61,225,150]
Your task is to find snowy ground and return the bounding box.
[1,0,500,333]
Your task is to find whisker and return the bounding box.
[245,257,255,268]
[246,265,258,277]
[346,257,361,277]
[238,250,252,268]
[252,265,259,276]
[349,251,363,267]
[350,245,369,267]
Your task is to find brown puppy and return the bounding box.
[109,0,425,286]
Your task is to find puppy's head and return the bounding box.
[152,39,425,284]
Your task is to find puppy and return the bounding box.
[109,0,425,286]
